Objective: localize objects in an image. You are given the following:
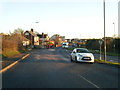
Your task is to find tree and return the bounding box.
[50,34,62,46]
[86,39,100,50]
[12,28,24,35]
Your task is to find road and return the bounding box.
[2,48,119,88]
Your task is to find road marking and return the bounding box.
[0,60,19,73]
[22,54,30,60]
[61,57,69,60]
[78,75,100,88]
[0,54,30,73]
[48,49,55,51]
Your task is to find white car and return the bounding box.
[62,43,69,48]
[71,48,94,64]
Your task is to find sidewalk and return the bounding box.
[1,53,27,70]
[94,54,119,63]
[0,49,41,70]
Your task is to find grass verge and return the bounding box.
[67,47,75,51]
[3,49,20,57]
[95,59,120,66]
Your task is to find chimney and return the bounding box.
[31,28,34,32]
[42,32,44,37]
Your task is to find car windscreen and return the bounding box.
[63,44,66,45]
[76,49,90,53]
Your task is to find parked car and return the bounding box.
[70,48,94,64]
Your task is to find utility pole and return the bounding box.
[103,0,106,62]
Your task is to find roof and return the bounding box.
[37,34,48,38]
[25,31,38,37]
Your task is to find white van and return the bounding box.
[62,42,69,48]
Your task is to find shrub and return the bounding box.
[2,34,25,57]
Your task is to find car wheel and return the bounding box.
[90,62,93,64]
[75,56,77,63]
[70,56,73,62]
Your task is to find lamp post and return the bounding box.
[35,22,39,23]
[35,22,39,31]
[103,0,106,62]
[99,40,103,60]
[113,22,115,38]
[113,22,115,53]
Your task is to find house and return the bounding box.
[50,34,65,47]
[22,37,30,47]
[24,28,39,46]
[37,32,50,48]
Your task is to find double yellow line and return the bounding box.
[0,54,30,73]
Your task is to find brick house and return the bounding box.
[37,32,50,48]
[24,28,39,46]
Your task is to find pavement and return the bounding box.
[1,53,27,70]
[0,49,42,70]
[94,54,119,63]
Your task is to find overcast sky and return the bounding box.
[0,0,119,39]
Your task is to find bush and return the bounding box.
[114,38,120,53]
[86,39,100,50]
[86,38,120,53]
[2,34,25,57]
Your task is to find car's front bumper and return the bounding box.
[77,57,94,62]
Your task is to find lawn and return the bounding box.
[2,49,20,57]
[95,59,120,66]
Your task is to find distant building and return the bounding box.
[0,33,8,36]
[50,34,65,46]
[24,28,39,46]
[37,32,50,48]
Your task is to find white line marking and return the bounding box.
[61,57,69,60]
[78,75,100,88]
[48,49,55,51]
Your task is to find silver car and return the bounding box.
[71,48,94,64]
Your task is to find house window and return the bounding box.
[25,32,29,35]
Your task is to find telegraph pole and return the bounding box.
[103,0,106,62]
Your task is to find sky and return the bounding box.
[0,0,119,39]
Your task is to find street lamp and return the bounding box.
[113,22,115,38]
[113,22,115,53]
[35,22,39,23]
[103,0,106,62]
[99,39,103,60]
[35,22,39,30]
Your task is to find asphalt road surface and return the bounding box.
[2,48,119,88]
